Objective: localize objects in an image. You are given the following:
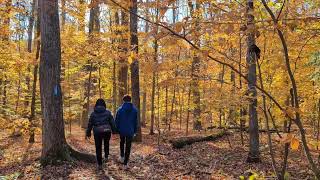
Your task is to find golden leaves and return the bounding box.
[278,133,300,151]
[291,137,300,150]
[173,22,184,33]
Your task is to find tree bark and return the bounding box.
[186,83,191,135]
[29,1,40,143]
[39,0,69,162]
[141,91,147,127]
[25,0,36,108]
[188,0,202,130]
[150,12,159,134]
[130,0,142,142]
[246,0,260,163]
[118,10,129,105]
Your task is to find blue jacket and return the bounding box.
[86,106,116,136]
[115,102,138,136]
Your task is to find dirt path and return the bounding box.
[0,125,315,179]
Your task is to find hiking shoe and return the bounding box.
[119,156,124,164]
[103,157,108,164]
[97,165,103,171]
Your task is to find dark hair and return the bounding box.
[122,95,131,102]
[95,98,106,108]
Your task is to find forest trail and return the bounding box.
[0,125,314,179]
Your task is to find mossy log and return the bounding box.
[169,130,228,149]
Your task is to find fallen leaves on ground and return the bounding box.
[0,126,315,179]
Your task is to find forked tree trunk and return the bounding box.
[39,0,68,162]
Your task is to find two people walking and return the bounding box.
[86,95,138,170]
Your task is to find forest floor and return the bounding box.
[0,124,316,179]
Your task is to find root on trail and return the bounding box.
[68,145,96,163]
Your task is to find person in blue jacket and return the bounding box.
[115,95,137,168]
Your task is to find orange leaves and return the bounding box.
[173,22,184,33]
[278,133,300,151]
[291,137,300,150]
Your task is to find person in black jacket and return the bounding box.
[86,99,116,170]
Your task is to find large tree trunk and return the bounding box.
[246,0,260,163]
[39,0,68,162]
[130,0,142,142]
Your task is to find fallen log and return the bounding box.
[169,130,228,149]
[206,126,287,133]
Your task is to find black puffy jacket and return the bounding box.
[86,106,116,136]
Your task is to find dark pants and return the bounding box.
[120,135,133,165]
[94,131,111,165]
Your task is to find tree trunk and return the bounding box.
[150,72,156,135]
[246,0,260,163]
[82,62,93,128]
[3,76,7,107]
[98,65,102,98]
[112,61,117,115]
[165,85,168,127]
[25,0,36,108]
[188,0,201,130]
[141,91,146,127]
[61,0,66,29]
[229,70,236,125]
[16,73,21,113]
[29,3,40,143]
[150,27,158,134]
[218,65,225,128]
[186,83,191,135]
[130,0,142,142]
[118,10,129,105]
[39,0,69,162]
[81,1,100,128]
[169,86,176,131]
